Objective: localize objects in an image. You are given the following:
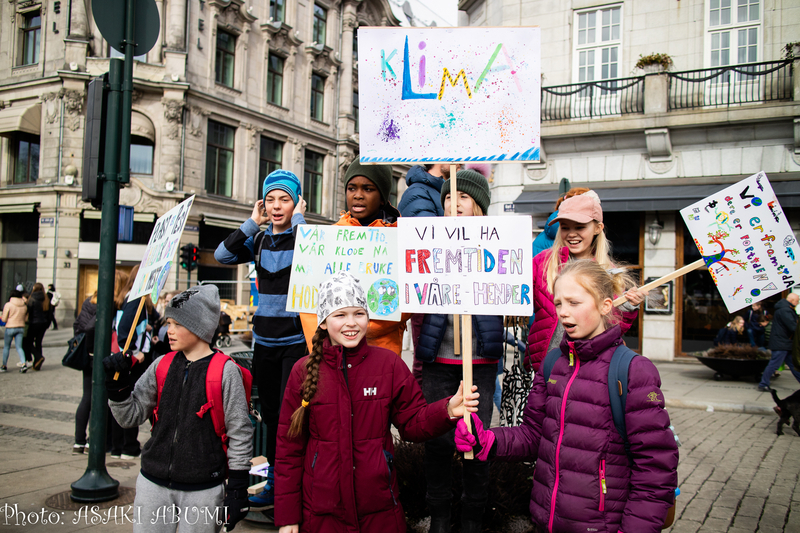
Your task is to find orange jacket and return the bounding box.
[299,209,411,356]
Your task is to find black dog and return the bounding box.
[770,389,800,436]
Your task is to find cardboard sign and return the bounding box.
[286,225,401,321]
[398,216,534,316]
[680,172,798,313]
[130,196,195,300]
[357,27,541,164]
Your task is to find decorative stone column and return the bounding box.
[338,3,357,138]
[65,0,90,70]
[164,0,187,81]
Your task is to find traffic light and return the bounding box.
[179,243,198,272]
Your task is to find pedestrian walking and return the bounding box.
[23,283,50,371]
[275,271,479,533]
[758,293,800,391]
[47,284,61,330]
[214,169,308,511]
[455,260,679,533]
[1,289,27,372]
[72,291,97,454]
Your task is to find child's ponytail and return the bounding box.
[286,327,328,439]
[555,260,636,327]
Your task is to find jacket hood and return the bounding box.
[544,211,560,239]
[560,324,623,361]
[8,297,25,308]
[29,291,45,303]
[405,165,444,192]
[774,298,793,312]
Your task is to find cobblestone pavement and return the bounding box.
[1,334,799,531]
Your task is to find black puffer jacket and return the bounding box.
[416,313,504,363]
[74,297,97,354]
[770,299,798,351]
[27,291,51,325]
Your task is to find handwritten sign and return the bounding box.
[357,27,541,164]
[130,196,195,300]
[287,225,401,321]
[398,216,534,316]
[680,172,798,313]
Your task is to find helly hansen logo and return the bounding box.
[364,387,377,396]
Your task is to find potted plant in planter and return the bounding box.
[635,53,674,74]
[695,344,771,381]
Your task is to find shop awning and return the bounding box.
[203,213,245,230]
[0,103,41,136]
[131,111,155,143]
[514,180,800,214]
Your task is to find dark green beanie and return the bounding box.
[344,160,394,204]
[440,169,491,214]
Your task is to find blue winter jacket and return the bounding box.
[398,166,444,218]
[531,211,559,258]
[416,313,504,363]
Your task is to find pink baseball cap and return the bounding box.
[549,194,603,225]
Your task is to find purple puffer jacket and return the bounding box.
[525,247,638,372]
[493,326,678,533]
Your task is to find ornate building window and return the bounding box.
[130,136,154,175]
[303,150,324,214]
[206,120,235,197]
[19,11,41,66]
[310,73,325,121]
[267,53,284,106]
[259,137,283,196]
[215,30,236,87]
[313,4,327,45]
[13,133,39,184]
[270,0,285,23]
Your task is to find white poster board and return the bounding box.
[286,225,401,321]
[680,172,799,313]
[357,27,541,164]
[130,196,195,300]
[398,216,534,316]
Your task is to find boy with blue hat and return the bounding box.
[214,169,307,511]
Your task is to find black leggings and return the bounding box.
[75,366,92,445]
[23,323,48,364]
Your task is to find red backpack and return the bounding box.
[153,351,253,455]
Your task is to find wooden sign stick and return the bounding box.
[613,258,706,307]
[451,164,460,355]
[113,297,146,380]
[461,314,474,460]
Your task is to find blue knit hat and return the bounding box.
[262,169,301,205]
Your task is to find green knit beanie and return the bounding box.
[440,169,491,214]
[344,160,394,204]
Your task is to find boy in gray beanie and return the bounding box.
[104,284,253,532]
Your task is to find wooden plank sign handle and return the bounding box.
[113,297,145,380]
[461,314,474,460]
[612,259,706,307]
[451,164,461,355]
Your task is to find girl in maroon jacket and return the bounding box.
[276,271,479,533]
[456,260,679,533]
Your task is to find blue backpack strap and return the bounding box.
[608,344,638,462]
[541,348,562,382]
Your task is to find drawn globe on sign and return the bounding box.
[368,278,399,316]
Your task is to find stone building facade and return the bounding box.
[0,0,402,325]
[459,0,800,359]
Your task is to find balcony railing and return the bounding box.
[540,60,794,122]
[541,76,644,121]
[667,59,793,110]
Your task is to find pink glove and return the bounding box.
[454,413,495,461]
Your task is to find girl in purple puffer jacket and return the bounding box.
[456,260,679,533]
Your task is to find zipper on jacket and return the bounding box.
[312,451,318,469]
[167,359,191,482]
[598,459,606,512]
[548,345,579,533]
[385,452,397,506]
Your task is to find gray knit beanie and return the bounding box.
[440,169,491,214]
[165,285,220,344]
[317,271,368,326]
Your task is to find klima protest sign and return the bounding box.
[357,27,541,164]
[398,216,534,316]
[287,225,401,321]
[680,172,798,313]
[130,196,195,301]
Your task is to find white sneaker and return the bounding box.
[16,362,24,367]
